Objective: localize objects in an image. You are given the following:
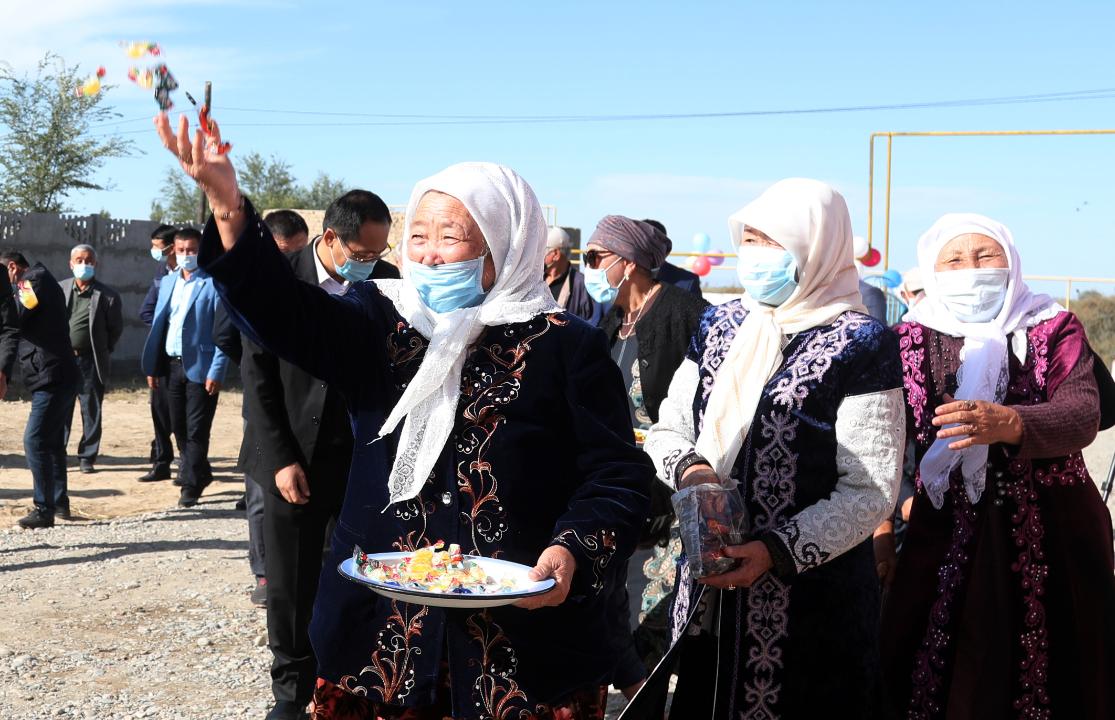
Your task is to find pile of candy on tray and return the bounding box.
[353,541,518,595]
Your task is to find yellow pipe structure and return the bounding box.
[866,129,1115,270]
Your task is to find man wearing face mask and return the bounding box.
[139,224,180,482]
[140,227,230,507]
[238,190,397,720]
[2,249,81,529]
[543,226,597,322]
[59,244,123,475]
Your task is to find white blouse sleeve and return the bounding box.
[644,358,702,488]
[763,387,906,577]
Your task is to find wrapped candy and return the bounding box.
[127,66,155,89]
[672,481,749,578]
[74,67,106,97]
[122,41,161,58]
[16,280,38,310]
[152,64,178,111]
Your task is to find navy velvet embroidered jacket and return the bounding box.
[198,205,652,718]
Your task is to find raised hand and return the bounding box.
[154,112,246,249]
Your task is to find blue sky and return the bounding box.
[3,1,1114,297]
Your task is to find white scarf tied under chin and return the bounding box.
[372,162,560,507]
[696,178,866,479]
[905,213,1062,509]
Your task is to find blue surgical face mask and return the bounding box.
[736,246,798,306]
[72,263,95,282]
[330,239,377,283]
[584,257,625,304]
[409,255,488,313]
[150,247,168,262]
[177,253,199,273]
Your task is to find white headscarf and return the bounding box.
[696,178,866,479]
[373,162,560,506]
[905,213,1062,508]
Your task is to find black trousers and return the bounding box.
[165,359,218,491]
[149,375,175,468]
[63,351,104,463]
[262,449,349,706]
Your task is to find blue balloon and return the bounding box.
[692,232,712,253]
[880,269,902,288]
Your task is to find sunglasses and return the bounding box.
[582,249,616,269]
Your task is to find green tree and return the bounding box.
[1073,290,1115,366]
[150,167,203,223]
[297,172,348,210]
[239,151,301,210]
[0,53,134,212]
[150,153,348,219]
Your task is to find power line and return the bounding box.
[85,87,1115,137]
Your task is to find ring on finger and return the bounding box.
[965,400,976,411]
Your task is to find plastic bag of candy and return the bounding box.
[672,481,748,578]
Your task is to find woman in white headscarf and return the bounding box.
[155,114,652,720]
[879,213,1115,720]
[643,178,904,719]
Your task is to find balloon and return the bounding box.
[853,235,869,260]
[692,232,712,253]
[880,269,902,288]
[692,256,712,276]
[707,252,725,266]
[685,255,700,270]
[862,247,882,267]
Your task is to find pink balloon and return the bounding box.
[692,256,712,276]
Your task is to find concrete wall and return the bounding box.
[1,211,167,386]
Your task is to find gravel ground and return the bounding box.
[1,388,1112,719]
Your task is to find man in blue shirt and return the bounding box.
[141,227,230,507]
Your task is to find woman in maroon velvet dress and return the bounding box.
[880,213,1115,719]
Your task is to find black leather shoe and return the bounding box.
[265,700,307,720]
[18,508,54,529]
[178,488,201,508]
[56,504,72,521]
[79,461,96,474]
[139,466,172,482]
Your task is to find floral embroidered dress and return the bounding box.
[881,313,1115,720]
[199,207,653,720]
[644,300,905,719]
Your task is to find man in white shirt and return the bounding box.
[140,227,230,507]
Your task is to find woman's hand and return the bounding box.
[514,545,576,610]
[678,463,719,490]
[932,395,1023,450]
[699,541,773,590]
[154,112,245,249]
[873,521,897,589]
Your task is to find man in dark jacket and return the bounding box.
[544,227,598,324]
[2,250,80,529]
[240,190,399,720]
[60,244,124,474]
[642,219,703,297]
[0,263,18,400]
[139,224,179,482]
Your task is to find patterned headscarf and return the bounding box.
[589,215,672,270]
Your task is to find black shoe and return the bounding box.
[250,577,267,608]
[79,460,96,474]
[178,488,201,508]
[265,700,307,720]
[56,504,72,521]
[18,508,54,529]
[139,466,172,482]
[234,493,247,511]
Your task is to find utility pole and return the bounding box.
[195,81,212,225]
